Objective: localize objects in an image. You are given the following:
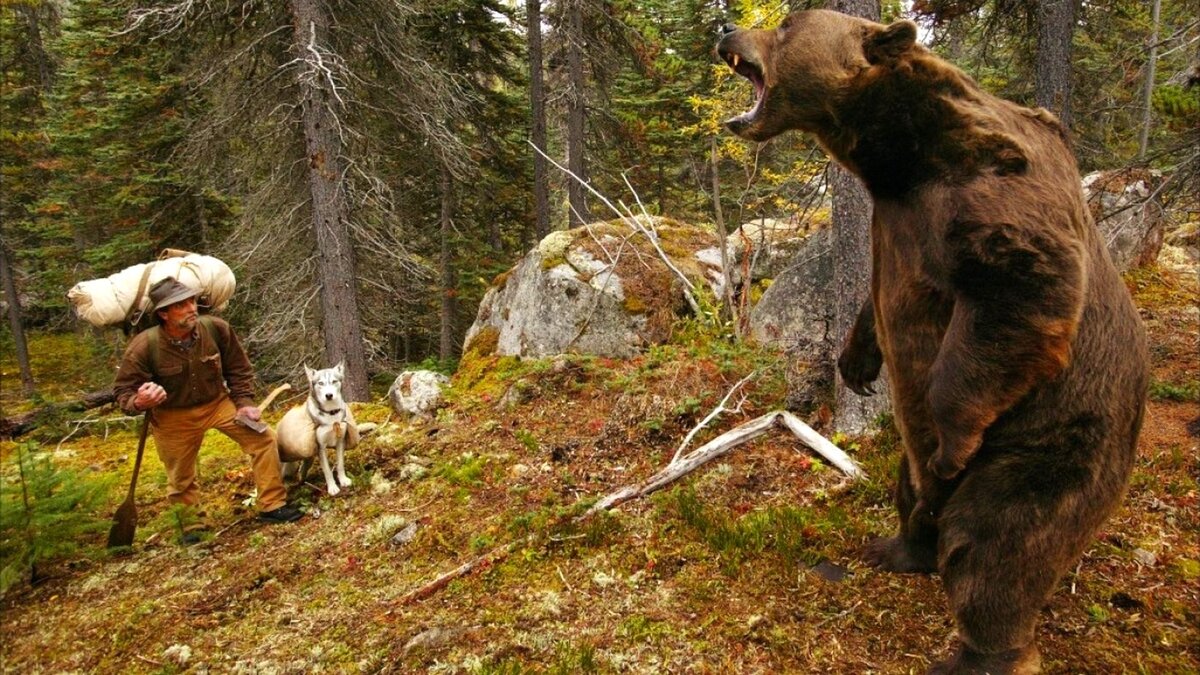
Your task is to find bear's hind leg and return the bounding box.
[863,455,938,573]
[931,452,1110,675]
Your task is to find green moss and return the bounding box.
[749,280,770,306]
[1173,558,1200,580]
[540,254,567,271]
[463,326,500,358]
[1148,379,1200,403]
[536,229,576,265]
[622,295,648,315]
[669,485,829,575]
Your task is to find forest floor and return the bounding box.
[1,261,1197,674]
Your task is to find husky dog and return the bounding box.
[276,362,358,496]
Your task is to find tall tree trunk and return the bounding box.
[565,0,590,226]
[439,164,457,361]
[290,0,369,401]
[16,2,54,92]
[527,0,551,243]
[710,137,737,332]
[1138,0,1161,160]
[1035,0,1075,129]
[829,0,890,434]
[195,193,209,250]
[0,237,36,397]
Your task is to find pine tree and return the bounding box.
[0,443,108,596]
[0,0,62,326]
[40,0,228,284]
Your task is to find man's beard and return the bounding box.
[173,315,198,332]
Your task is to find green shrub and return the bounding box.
[1,442,108,595]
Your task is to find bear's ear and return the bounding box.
[865,20,917,65]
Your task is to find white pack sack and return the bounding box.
[67,252,236,327]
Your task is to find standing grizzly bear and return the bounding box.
[718,10,1148,674]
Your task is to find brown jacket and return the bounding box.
[113,316,258,414]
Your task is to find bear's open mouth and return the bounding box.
[722,51,765,123]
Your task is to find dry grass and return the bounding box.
[1,265,1197,674]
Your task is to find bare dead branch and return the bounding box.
[395,537,526,605]
[583,410,865,519]
[671,372,755,463]
[527,142,705,316]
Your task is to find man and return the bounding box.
[113,277,302,540]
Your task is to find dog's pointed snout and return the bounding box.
[721,23,738,36]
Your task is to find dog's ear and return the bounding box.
[304,364,315,381]
[334,361,345,377]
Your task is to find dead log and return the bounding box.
[0,388,115,438]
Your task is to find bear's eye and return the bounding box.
[779,16,793,32]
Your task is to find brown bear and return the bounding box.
[717,10,1148,675]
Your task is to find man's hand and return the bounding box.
[133,382,167,411]
[236,406,262,422]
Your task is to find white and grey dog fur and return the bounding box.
[277,362,357,496]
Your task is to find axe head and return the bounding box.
[234,414,269,433]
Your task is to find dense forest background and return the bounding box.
[2,0,1197,394]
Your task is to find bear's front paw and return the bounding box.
[927,452,963,480]
[837,342,883,396]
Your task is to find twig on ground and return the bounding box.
[395,497,436,513]
[672,372,756,463]
[557,564,573,592]
[395,536,529,605]
[215,517,248,538]
[813,601,863,629]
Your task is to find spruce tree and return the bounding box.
[0,442,108,595]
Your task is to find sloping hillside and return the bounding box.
[1,265,1197,674]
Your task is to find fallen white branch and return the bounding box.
[583,410,865,519]
[672,373,754,463]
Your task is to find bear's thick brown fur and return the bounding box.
[718,10,1148,674]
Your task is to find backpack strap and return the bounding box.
[146,325,161,374]
[125,263,157,328]
[198,316,220,356]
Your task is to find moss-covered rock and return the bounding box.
[462,217,720,359]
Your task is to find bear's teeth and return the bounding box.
[731,53,740,68]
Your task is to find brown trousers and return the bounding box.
[150,395,287,512]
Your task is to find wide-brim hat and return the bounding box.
[148,277,200,312]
